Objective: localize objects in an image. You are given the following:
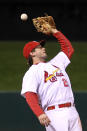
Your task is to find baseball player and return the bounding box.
[21,25,82,130]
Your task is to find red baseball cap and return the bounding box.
[23,40,45,59]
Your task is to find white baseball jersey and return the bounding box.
[21,51,74,111]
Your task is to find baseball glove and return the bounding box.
[32,15,56,34]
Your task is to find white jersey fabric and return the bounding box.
[21,51,74,111]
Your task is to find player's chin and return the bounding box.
[42,55,47,60]
[43,54,48,59]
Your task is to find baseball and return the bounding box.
[20,13,28,21]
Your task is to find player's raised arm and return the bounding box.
[51,28,74,59]
[32,15,74,59]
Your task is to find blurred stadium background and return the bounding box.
[0,0,87,130]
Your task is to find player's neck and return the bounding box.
[33,57,45,65]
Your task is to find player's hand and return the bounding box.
[38,113,51,126]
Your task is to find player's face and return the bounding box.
[34,45,47,59]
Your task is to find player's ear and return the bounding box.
[30,52,35,57]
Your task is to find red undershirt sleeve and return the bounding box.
[53,31,74,59]
[25,92,45,117]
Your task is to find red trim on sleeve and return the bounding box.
[53,31,74,59]
[25,92,45,117]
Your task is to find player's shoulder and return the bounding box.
[58,51,68,57]
[55,51,68,58]
[23,65,37,79]
[23,63,45,79]
[58,51,71,63]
